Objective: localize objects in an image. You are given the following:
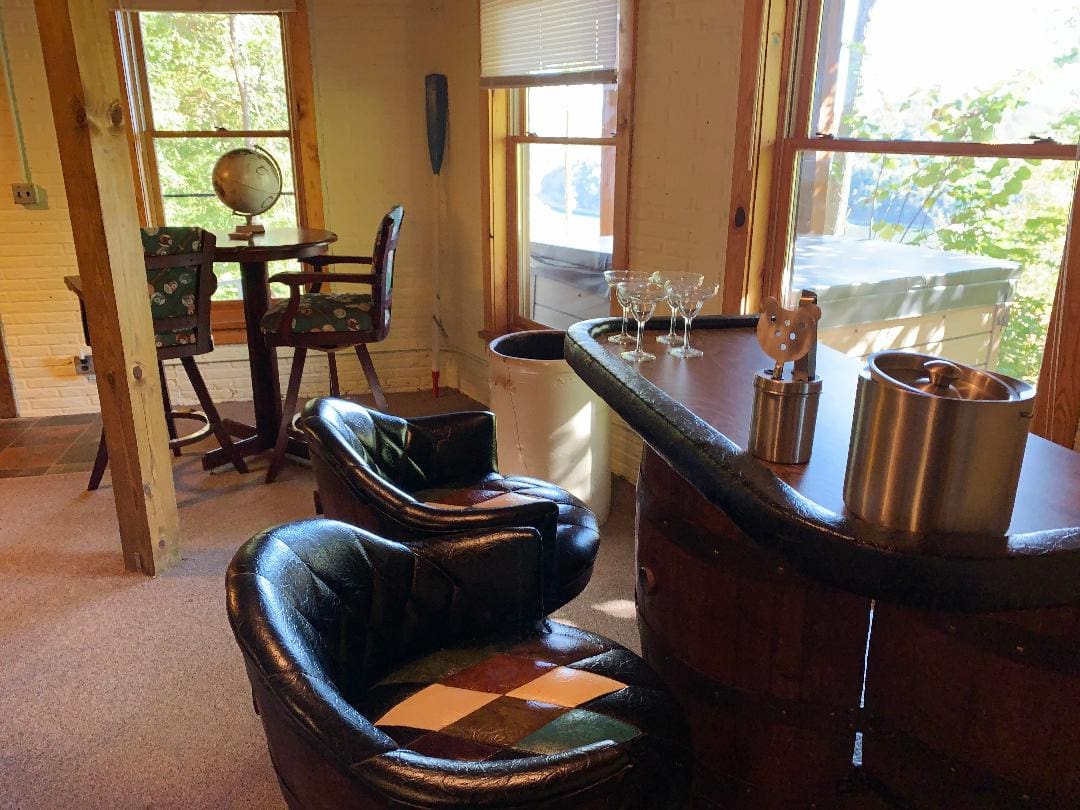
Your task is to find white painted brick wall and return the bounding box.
[609,0,744,481]
[0,0,93,416]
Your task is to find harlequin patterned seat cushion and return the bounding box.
[356,621,686,771]
[261,292,375,335]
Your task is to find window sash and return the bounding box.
[114,8,314,341]
[480,0,618,87]
[115,1,296,11]
[747,0,1080,446]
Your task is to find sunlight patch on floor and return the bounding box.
[592,599,636,620]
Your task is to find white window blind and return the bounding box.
[114,1,295,11]
[480,0,618,88]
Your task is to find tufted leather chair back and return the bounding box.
[371,205,404,340]
[306,398,438,500]
[304,398,501,490]
[228,520,543,702]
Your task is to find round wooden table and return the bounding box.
[566,316,1080,808]
[202,228,337,470]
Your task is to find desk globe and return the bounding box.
[211,146,283,239]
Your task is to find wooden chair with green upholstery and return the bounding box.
[86,227,248,489]
[260,205,404,483]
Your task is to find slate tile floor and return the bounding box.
[0,391,484,481]
[0,413,102,479]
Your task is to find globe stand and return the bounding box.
[230,214,265,241]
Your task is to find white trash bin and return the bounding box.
[488,330,611,524]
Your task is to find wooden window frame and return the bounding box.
[113,1,324,345]
[727,0,1080,446]
[480,0,637,337]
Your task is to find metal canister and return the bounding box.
[843,351,1035,535]
[748,371,823,464]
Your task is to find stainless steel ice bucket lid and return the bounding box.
[843,351,1035,535]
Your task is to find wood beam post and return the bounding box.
[35,0,180,574]
[1033,175,1080,448]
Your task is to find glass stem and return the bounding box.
[620,305,630,340]
[667,304,678,342]
[683,316,693,353]
[635,318,644,357]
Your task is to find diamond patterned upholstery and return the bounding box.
[363,624,640,762]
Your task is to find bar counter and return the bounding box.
[565,316,1080,807]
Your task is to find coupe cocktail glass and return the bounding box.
[617,280,666,362]
[649,272,704,345]
[604,270,650,345]
[666,282,719,358]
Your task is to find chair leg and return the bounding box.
[266,347,307,484]
[87,429,109,491]
[354,344,389,413]
[180,356,248,476]
[327,351,340,398]
[158,361,181,457]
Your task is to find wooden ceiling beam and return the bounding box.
[35,0,180,574]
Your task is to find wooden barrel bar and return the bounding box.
[864,603,1080,807]
[564,317,1080,807]
[637,446,871,805]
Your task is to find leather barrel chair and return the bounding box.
[299,397,601,613]
[226,519,692,809]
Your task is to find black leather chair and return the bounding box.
[227,519,691,809]
[298,397,601,613]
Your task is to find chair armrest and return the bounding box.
[406,411,500,483]
[268,271,377,287]
[252,665,397,769]
[303,410,557,535]
[407,495,556,531]
[303,255,374,266]
[354,742,629,807]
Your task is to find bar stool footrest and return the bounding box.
[168,410,212,450]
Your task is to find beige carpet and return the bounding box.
[0,392,638,809]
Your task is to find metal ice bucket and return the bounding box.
[843,351,1035,535]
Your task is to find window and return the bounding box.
[114,5,321,340]
[511,84,617,329]
[733,0,1080,441]
[480,0,634,334]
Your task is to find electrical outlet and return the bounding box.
[74,354,94,376]
[11,183,39,206]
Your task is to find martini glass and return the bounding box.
[667,282,719,358]
[603,270,650,344]
[649,272,704,345]
[617,280,666,362]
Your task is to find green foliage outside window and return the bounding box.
[842,56,1080,384]
[139,12,299,299]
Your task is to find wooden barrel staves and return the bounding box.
[635,447,873,806]
[863,602,1080,807]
